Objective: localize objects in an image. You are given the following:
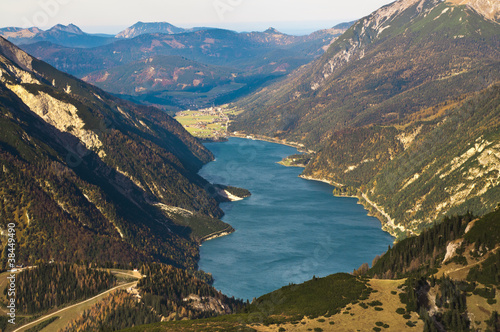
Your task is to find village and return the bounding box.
[175,105,242,140]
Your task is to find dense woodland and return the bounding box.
[368,213,474,279]
[5,263,115,314]
[139,264,244,319]
[61,290,160,332]
[61,263,245,331]
[0,39,236,270]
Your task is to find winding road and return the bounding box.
[12,271,141,332]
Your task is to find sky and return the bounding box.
[1,0,395,35]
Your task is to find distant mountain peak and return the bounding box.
[264,27,282,34]
[332,21,356,30]
[49,23,84,35]
[116,22,185,38]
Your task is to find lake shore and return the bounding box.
[229,133,314,154]
[221,136,398,240]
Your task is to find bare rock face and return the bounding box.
[183,294,233,315]
[447,0,500,22]
[311,0,441,91]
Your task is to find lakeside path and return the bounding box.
[229,133,314,153]
[12,270,141,332]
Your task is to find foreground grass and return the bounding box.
[121,273,369,332]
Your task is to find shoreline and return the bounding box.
[199,226,235,243]
[298,175,400,241]
[205,136,401,241]
[229,133,315,154]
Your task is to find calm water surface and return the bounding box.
[198,137,393,300]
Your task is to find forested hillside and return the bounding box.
[0,36,231,269]
[231,0,500,237]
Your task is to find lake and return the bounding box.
[198,137,394,301]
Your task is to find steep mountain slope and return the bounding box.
[0,37,230,269]
[0,24,112,48]
[231,0,500,237]
[233,0,499,142]
[302,85,500,237]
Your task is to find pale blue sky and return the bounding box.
[1,0,395,35]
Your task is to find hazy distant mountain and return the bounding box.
[116,21,186,38]
[0,24,113,48]
[81,55,237,95]
[332,20,357,29]
[48,23,85,35]
[0,27,42,39]
[21,25,350,110]
[0,27,25,33]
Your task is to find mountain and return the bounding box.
[116,21,186,38]
[48,23,85,35]
[0,27,42,40]
[81,55,237,94]
[21,27,347,78]
[0,27,27,34]
[0,36,234,269]
[332,20,357,30]
[20,26,349,111]
[0,24,113,48]
[230,0,500,238]
[81,55,242,110]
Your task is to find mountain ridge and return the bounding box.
[0,24,112,48]
[19,24,350,111]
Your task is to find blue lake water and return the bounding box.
[198,137,393,301]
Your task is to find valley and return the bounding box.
[0,0,498,330]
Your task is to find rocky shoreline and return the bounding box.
[297,174,408,241]
[199,227,235,243]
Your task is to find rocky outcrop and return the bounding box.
[6,84,105,157]
[447,0,500,22]
[311,0,440,90]
[183,294,233,314]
